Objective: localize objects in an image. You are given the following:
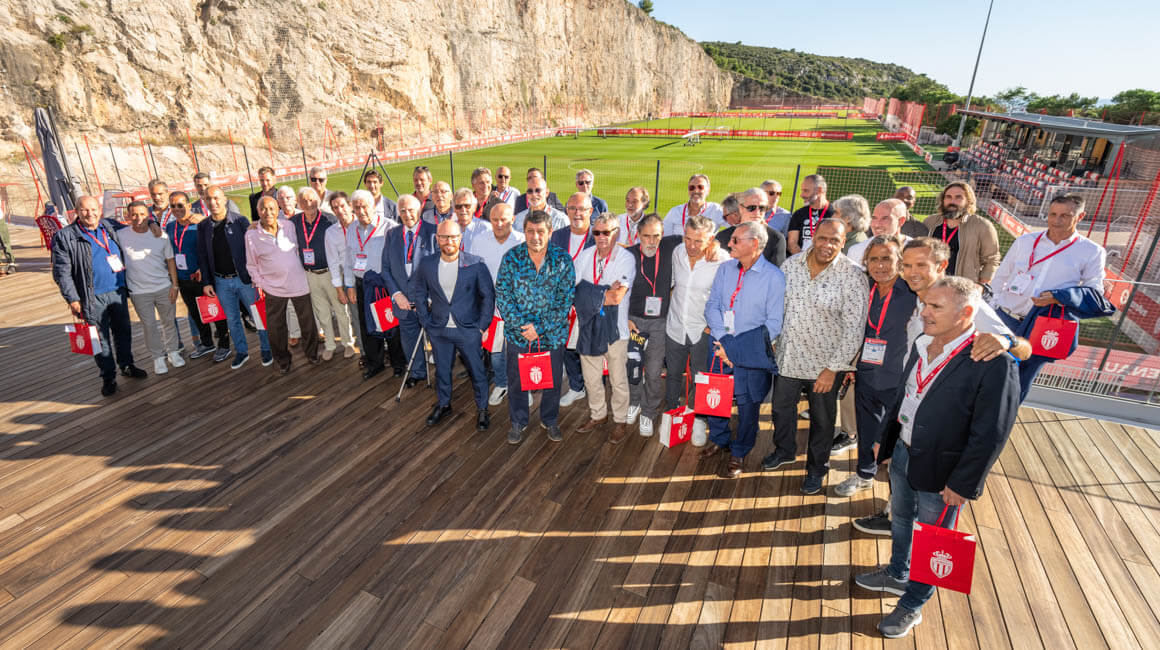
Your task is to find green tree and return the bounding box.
[639,0,654,15]
[994,86,1033,112]
[1110,89,1160,113]
[1026,93,1098,114]
[890,76,958,105]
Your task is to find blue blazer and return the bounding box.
[711,327,776,404]
[410,252,495,331]
[878,340,1020,499]
[550,226,594,256]
[380,221,437,298]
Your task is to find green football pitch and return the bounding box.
[227,119,929,219]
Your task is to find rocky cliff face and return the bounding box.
[0,0,730,204]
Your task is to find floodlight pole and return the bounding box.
[954,0,995,148]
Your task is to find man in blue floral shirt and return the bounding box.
[496,210,576,444]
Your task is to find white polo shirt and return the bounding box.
[662,202,724,237]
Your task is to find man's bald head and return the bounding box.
[894,186,917,210]
[76,196,101,228]
[870,198,908,237]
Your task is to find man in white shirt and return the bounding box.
[847,199,912,268]
[663,174,724,236]
[473,203,525,405]
[514,176,568,232]
[343,189,394,379]
[326,191,360,358]
[363,170,399,224]
[494,166,518,208]
[451,188,491,253]
[618,186,650,246]
[573,213,635,443]
[665,214,728,443]
[120,201,183,375]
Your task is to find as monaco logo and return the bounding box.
[74,333,85,348]
[1039,329,1059,351]
[706,387,721,410]
[529,366,543,385]
[207,303,219,318]
[930,550,954,579]
[384,308,394,322]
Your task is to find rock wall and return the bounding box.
[727,73,830,108]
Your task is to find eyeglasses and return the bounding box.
[436,234,462,240]
[310,177,326,183]
[592,230,615,237]
[168,203,185,209]
[767,191,781,196]
[526,188,544,194]
[742,204,764,212]
[454,203,474,210]
[565,206,589,212]
[496,174,510,179]
[729,236,756,244]
[688,184,706,190]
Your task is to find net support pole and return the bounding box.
[789,165,802,212]
[242,143,254,194]
[74,141,92,195]
[449,150,455,189]
[147,144,159,180]
[654,160,660,213]
[108,143,124,189]
[83,136,102,193]
[954,0,994,147]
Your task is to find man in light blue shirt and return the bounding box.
[701,221,786,479]
[762,179,792,234]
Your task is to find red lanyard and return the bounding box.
[867,283,894,337]
[571,231,589,260]
[175,221,192,252]
[681,202,706,227]
[915,334,975,394]
[301,213,323,248]
[639,248,660,295]
[626,218,639,245]
[157,208,172,227]
[729,264,747,309]
[82,226,112,254]
[1028,232,1078,269]
[198,199,208,216]
[593,247,614,284]
[939,222,958,244]
[404,227,418,262]
[356,217,379,253]
[807,202,828,237]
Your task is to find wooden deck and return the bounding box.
[1,222,1159,649]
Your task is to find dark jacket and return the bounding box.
[380,221,438,298]
[410,251,495,331]
[50,219,129,323]
[878,338,1020,499]
[360,270,394,337]
[716,223,787,267]
[573,280,619,356]
[550,226,594,257]
[197,211,254,286]
[715,326,777,404]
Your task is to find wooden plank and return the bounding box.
[464,576,536,650]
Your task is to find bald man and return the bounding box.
[894,186,929,238]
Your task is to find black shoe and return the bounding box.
[457,369,470,379]
[801,474,824,495]
[426,404,452,426]
[393,367,406,377]
[852,511,893,536]
[101,379,117,396]
[242,315,257,331]
[404,376,423,389]
[761,452,795,470]
[831,431,857,455]
[362,365,385,380]
[120,365,148,378]
[476,409,490,431]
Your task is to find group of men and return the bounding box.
[52,162,1108,639]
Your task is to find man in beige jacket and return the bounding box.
[923,181,1000,287]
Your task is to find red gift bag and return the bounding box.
[565,307,579,350]
[518,343,554,391]
[66,322,101,355]
[371,296,399,333]
[196,295,226,323]
[694,358,734,418]
[249,295,268,331]
[1029,305,1076,359]
[659,406,694,448]
[910,505,976,594]
[481,315,504,353]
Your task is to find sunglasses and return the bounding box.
[496,174,510,179]
[729,236,755,244]
[591,229,615,237]
[310,177,326,182]
[688,184,706,190]
[576,180,592,185]
[168,203,185,209]
[742,204,764,212]
[767,191,781,196]
[526,188,544,194]
[454,203,473,210]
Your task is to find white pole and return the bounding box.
[955,0,995,148]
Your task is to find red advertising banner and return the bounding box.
[875,132,908,141]
[597,127,853,140]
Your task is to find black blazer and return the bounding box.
[877,336,1020,499]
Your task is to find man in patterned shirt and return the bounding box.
[763,218,870,495]
[496,210,577,445]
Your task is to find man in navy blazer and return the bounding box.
[855,276,1019,639]
[410,220,496,430]
[552,192,597,407]
[381,194,437,385]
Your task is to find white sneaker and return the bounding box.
[691,417,708,447]
[626,405,641,425]
[489,386,508,406]
[559,388,586,407]
[153,357,169,375]
[639,415,653,437]
[834,474,874,497]
[167,351,186,368]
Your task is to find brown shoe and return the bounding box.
[289,337,300,347]
[719,456,744,479]
[577,417,607,434]
[608,422,628,445]
[698,443,727,461]
[344,345,358,359]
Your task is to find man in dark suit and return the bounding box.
[410,220,496,430]
[381,194,438,386]
[552,192,597,409]
[854,276,1019,639]
[716,188,787,267]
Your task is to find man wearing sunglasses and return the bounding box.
[574,169,608,216]
[307,167,335,208]
[494,166,518,208]
[514,175,567,232]
[166,191,229,360]
[662,173,724,237]
[761,180,792,235]
[451,188,491,253]
[514,168,565,214]
[551,193,598,408]
[716,189,787,267]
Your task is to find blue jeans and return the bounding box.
[90,287,135,380]
[563,349,585,392]
[887,439,961,612]
[853,382,898,479]
[491,345,508,389]
[214,275,269,358]
[430,327,488,410]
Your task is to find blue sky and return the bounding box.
[650,0,1159,100]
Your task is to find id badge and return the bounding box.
[862,337,887,365]
[405,262,413,276]
[354,254,368,271]
[1007,270,1036,296]
[106,255,124,273]
[898,388,919,427]
[644,296,662,316]
[302,249,315,265]
[723,310,735,334]
[175,253,188,270]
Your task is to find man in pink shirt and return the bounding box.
[245,196,320,372]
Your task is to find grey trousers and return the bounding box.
[628,315,667,420]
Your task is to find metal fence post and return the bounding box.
[654,160,660,213]
[789,164,802,212]
[242,144,254,193]
[449,150,455,188]
[543,154,547,180]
